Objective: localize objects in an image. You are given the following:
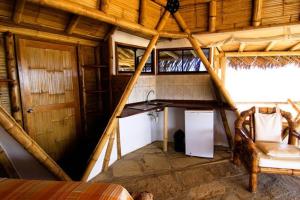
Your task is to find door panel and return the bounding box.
[17,38,81,161]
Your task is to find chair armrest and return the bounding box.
[290,130,300,139]
[236,129,259,155]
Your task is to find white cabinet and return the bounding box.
[185,110,214,158]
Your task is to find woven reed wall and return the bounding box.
[0,34,11,114]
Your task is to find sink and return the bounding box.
[127,104,158,111]
[148,101,168,106]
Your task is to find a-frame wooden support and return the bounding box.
[81,10,171,181]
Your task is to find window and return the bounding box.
[157,48,209,73]
[116,43,154,74]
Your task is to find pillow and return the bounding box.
[254,107,282,142]
[256,142,300,158]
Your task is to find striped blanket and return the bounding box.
[0,178,133,200]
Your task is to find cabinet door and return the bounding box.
[17,38,81,161]
[185,110,214,158]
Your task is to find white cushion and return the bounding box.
[257,147,300,170]
[256,142,300,158]
[255,111,282,142]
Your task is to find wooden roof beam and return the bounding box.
[289,41,300,51]
[265,41,277,51]
[65,15,81,34]
[139,0,147,26]
[101,0,110,13]
[252,0,263,27]
[238,42,246,52]
[27,0,187,39]
[209,0,216,32]
[225,51,300,57]
[13,0,26,24]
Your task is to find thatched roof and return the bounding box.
[228,56,300,69]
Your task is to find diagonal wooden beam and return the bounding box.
[13,0,26,24]
[252,0,263,27]
[81,10,171,181]
[265,41,277,51]
[289,41,300,51]
[27,0,187,39]
[173,12,239,116]
[238,42,246,52]
[209,0,216,32]
[65,15,81,34]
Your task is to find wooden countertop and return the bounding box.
[118,100,233,118]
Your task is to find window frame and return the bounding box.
[115,42,155,75]
[156,47,210,75]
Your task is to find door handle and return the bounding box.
[27,108,33,113]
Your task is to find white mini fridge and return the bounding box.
[185,110,214,158]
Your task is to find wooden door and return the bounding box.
[17,38,81,161]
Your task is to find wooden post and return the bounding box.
[81,10,171,181]
[13,0,26,24]
[252,0,263,27]
[209,0,216,32]
[139,0,147,26]
[4,32,23,126]
[0,105,71,181]
[116,119,121,159]
[101,0,110,13]
[163,107,168,152]
[265,41,277,51]
[65,15,81,34]
[102,127,116,172]
[173,12,239,116]
[220,53,226,85]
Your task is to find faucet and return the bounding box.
[146,89,155,104]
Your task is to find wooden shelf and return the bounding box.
[84,90,108,94]
[82,64,108,69]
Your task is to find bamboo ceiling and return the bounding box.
[228,56,300,69]
[0,0,300,43]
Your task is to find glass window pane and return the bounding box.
[117,46,135,73]
[136,49,153,73]
[182,50,201,72]
[158,50,183,72]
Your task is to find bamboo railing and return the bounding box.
[0,105,71,181]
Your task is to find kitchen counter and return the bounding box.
[118,100,233,118]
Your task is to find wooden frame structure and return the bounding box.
[233,107,300,192]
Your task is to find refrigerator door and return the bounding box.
[185,110,214,158]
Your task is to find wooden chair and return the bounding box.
[233,107,300,192]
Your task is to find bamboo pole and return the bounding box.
[220,53,226,84]
[209,0,216,32]
[81,11,171,181]
[4,32,23,126]
[289,42,300,51]
[0,23,99,46]
[163,107,168,152]
[139,0,147,26]
[225,51,300,57]
[252,0,263,27]
[13,0,26,24]
[265,41,277,52]
[65,15,81,34]
[101,0,110,13]
[0,105,71,181]
[27,0,187,39]
[102,127,116,172]
[116,119,121,159]
[238,42,246,52]
[173,12,239,116]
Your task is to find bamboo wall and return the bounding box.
[0,34,11,114]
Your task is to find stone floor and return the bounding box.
[92,142,300,200]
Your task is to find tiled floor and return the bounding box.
[92,142,300,200]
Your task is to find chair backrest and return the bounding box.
[235,107,294,142]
